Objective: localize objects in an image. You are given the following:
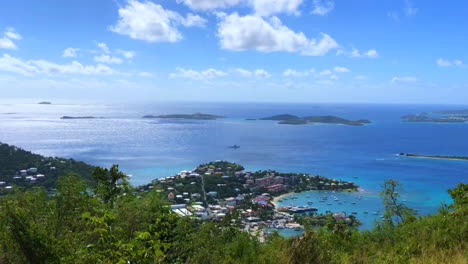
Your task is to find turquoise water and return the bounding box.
[0,102,467,229]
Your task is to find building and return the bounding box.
[266,184,286,192]
[224,197,237,206]
[255,175,274,187]
[167,192,175,200]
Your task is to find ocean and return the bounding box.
[1,102,467,230]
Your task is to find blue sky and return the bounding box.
[0,0,467,103]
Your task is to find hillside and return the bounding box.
[0,142,96,190]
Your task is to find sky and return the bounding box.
[0,0,467,104]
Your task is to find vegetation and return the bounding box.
[400,153,468,161]
[142,113,224,120]
[0,142,96,190]
[0,165,466,264]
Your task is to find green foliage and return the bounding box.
[0,142,96,190]
[0,171,466,264]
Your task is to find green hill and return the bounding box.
[0,142,96,190]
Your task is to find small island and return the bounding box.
[399,153,468,161]
[60,116,99,120]
[38,101,52,105]
[142,113,224,120]
[432,109,468,115]
[259,114,371,126]
[401,113,468,123]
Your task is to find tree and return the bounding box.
[380,179,415,226]
[92,165,129,207]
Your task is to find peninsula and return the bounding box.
[38,101,52,105]
[399,153,468,161]
[260,114,371,126]
[142,113,224,120]
[432,109,468,115]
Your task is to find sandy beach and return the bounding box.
[271,192,293,207]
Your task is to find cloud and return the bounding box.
[0,28,21,50]
[355,75,367,80]
[437,58,465,67]
[251,0,303,16]
[283,68,314,77]
[333,66,349,73]
[4,28,22,40]
[311,0,334,16]
[319,69,332,76]
[116,49,136,59]
[350,48,378,58]
[170,67,227,80]
[62,47,79,58]
[391,76,418,83]
[94,54,123,64]
[176,0,242,10]
[217,13,338,56]
[110,0,206,43]
[254,69,270,78]
[139,71,154,77]
[404,0,418,17]
[0,54,117,76]
[97,42,110,53]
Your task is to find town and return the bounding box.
[137,161,360,235]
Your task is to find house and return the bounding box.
[224,197,237,206]
[167,192,175,200]
[20,170,27,176]
[266,184,286,192]
[191,193,201,199]
[27,168,38,174]
[207,191,218,197]
[176,195,183,200]
[255,175,274,187]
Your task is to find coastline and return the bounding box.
[400,153,468,161]
[271,192,294,207]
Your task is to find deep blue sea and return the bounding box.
[1,102,467,230]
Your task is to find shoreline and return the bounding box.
[271,192,294,207]
[399,153,468,161]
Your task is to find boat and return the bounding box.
[278,199,283,202]
[351,202,356,204]
[294,227,302,231]
[364,211,369,214]
[228,145,240,149]
[276,225,285,229]
[307,201,314,205]
[352,212,358,214]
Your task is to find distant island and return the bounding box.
[259,114,371,126]
[401,113,468,123]
[399,153,468,161]
[432,109,468,115]
[61,116,99,119]
[142,113,224,120]
[38,101,52,105]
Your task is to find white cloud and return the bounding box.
[251,0,303,16]
[177,0,242,10]
[94,54,123,64]
[4,28,21,40]
[0,38,17,50]
[311,0,334,16]
[404,0,418,17]
[333,66,349,73]
[283,68,313,77]
[391,76,418,83]
[0,53,117,76]
[110,0,206,43]
[0,28,21,50]
[437,58,465,67]
[62,47,79,58]
[182,13,208,27]
[355,75,367,80]
[0,54,38,75]
[350,48,378,58]
[170,67,227,80]
[436,58,451,67]
[234,68,253,77]
[217,13,338,56]
[97,42,110,53]
[116,49,136,59]
[254,69,270,78]
[139,71,154,77]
